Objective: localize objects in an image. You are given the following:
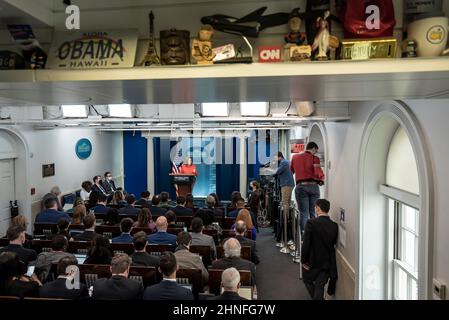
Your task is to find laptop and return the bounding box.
[74,254,87,264]
[180,284,192,291]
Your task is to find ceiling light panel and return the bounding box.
[61,105,87,118]
[201,103,229,117]
[108,104,133,118]
[240,102,269,116]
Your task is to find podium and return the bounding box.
[170,174,196,197]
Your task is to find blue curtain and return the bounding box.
[123,131,147,197]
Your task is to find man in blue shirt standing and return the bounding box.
[273,151,295,245]
[274,151,295,210]
[35,198,71,224]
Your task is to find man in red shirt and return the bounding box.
[290,142,323,235]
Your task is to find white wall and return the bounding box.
[0,126,123,232]
[323,99,449,299]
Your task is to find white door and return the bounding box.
[0,159,15,235]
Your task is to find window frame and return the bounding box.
[380,184,420,300]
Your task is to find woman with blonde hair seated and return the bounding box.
[110,190,127,207]
[232,209,257,240]
[72,203,87,225]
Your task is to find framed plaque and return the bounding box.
[42,164,55,178]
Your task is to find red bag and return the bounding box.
[339,0,396,38]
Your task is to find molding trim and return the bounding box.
[357,101,434,300]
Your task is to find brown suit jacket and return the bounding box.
[174,248,209,285]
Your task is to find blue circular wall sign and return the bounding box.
[75,138,92,160]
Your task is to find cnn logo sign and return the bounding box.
[258,46,282,63]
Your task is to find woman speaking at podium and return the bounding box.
[179,157,198,176]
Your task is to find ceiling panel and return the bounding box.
[0,59,448,106]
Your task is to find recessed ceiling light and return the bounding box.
[240,102,269,116]
[201,103,229,117]
[61,105,88,118]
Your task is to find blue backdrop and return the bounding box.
[122,132,276,201]
[123,131,148,197]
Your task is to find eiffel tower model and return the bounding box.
[140,11,161,66]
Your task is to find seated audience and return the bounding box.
[149,195,168,216]
[10,215,32,249]
[185,193,195,209]
[174,231,209,285]
[42,186,63,212]
[73,214,98,242]
[80,180,92,202]
[172,196,193,217]
[0,252,41,298]
[56,218,72,240]
[84,235,112,265]
[143,252,193,300]
[165,210,177,228]
[104,208,120,226]
[230,191,242,208]
[147,216,177,246]
[87,191,100,210]
[110,190,127,207]
[112,218,134,243]
[39,256,88,299]
[92,253,143,300]
[234,220,260,264]
[118,195,141,216]
[35,198,71,224]
[132,208,156,231]
[209,193,224,221]
[232,209,257,241]
[208,267,247,300]
[210,193,221,208]
[131,231,160,268]
[228,198,258,231]
[92,194,108,214]
[159,191,171,208]
[0,225,37,264]
[190,217,216,260]
[212,238,256,286]
[135,191,151,207]
[72,203,87,225]
[91,175,108,196]
[101,171,117,195]
[194,195,217,227]
[35,235,75,282]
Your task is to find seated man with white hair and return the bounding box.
[208,267,247,300]
[212,238,256,286]
[147,216,177,246]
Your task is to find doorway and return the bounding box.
[0,159,15,235]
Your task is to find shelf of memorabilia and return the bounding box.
[0,57,445,82]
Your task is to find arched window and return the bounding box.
[358,102,432,300]
[382,126,420,300]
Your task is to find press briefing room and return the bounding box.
[0,0,448,313]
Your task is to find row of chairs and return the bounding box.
[0,266,251,300]
[30,240,252,267]
[77,264,251,297]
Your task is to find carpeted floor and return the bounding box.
[255,227,311,300]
